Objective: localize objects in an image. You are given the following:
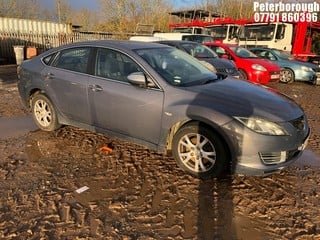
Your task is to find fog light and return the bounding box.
[259,151,287,164]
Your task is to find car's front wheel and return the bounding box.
[172,123,228,179]
[31,93,61,131]
[238,69,247,80]
[280,68,294,83]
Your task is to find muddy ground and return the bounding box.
[0,66,320,239]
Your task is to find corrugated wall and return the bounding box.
[0,17,73,34]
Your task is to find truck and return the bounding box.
[169,10,320,61]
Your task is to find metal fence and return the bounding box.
[0,31,134,64]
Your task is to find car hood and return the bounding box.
[198,57,235,68]
[183,78,303,122]
[284,59,320,71]
[243,58,280,71]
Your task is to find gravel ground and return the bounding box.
[0,67,320,239]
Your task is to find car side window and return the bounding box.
[213,47,226,56]
[257,50,276,61]
[95,48,142,83]
[43,53,57,65]
[266,52,276,61]
[52,47,90,73]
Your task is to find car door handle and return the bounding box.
[44,72,54,80]
[89,84,103,92]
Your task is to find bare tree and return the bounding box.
[98,0,173,33]
[70,9,100,32]
[54,0,71,23]
[0,0,42,19]
[211,0,255,19]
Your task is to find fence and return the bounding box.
[0,31,134,64]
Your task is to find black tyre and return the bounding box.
[172,123,229,179]
[238,69,247,80]
[280,68,294,83]
[30,93,61,131]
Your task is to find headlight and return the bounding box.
[252,64,267,72]
[300,66,313,72]
[235,117,288,135]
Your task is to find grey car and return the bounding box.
[17,40,310,178]
[155,40,239,78]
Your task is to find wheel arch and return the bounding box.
[28,88,44,109]
[166,118,234,165]
[28,89,67,126]
[238,68,248,80]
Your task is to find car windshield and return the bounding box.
[229,46,258,58]
[272,49,295,60]
[182,35,213,43]
[180,43,218,58]
[135,47,218,86]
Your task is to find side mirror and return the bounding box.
[127,72,146,87]
[221,54,229,59]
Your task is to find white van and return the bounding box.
[153,32,213,43]
[129,36,165,42]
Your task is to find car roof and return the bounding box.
[46,40,168,53]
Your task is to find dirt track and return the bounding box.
[0,67,320,239]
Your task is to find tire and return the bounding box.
[280,68,294,83]
[238,69,247,80]
[172,123,229,179]
[30,93,61,131]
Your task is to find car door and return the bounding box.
[88,47,164,145]
[41,47,92,124]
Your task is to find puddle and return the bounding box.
[0,116,38,139]
[294,148,320,167]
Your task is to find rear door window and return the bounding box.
[52,48,91,74]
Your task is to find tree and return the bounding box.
[98,0,172,33]
[0,0,42,19]
[207,0,255,19]
[54,0,71,23]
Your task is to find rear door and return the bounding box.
[42,47,92,124]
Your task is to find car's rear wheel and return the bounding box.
[31,93,61,131]
[238,69,247,80]
[172,123,228,179]
[280,68,294,83]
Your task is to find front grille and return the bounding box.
[216,68,238,75]
[289,115,305,131]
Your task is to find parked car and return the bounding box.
[155,40,239,78]
[250,47,320,85]
[204,42,281,84]
[17,40,310,178]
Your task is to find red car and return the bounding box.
[204,42,280,84]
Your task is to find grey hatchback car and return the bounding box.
[18,40,310,178]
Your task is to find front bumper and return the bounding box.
[249,70,280,85]
[234,130,310,176]
[295,69,319,83]
[222,115,310,176]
